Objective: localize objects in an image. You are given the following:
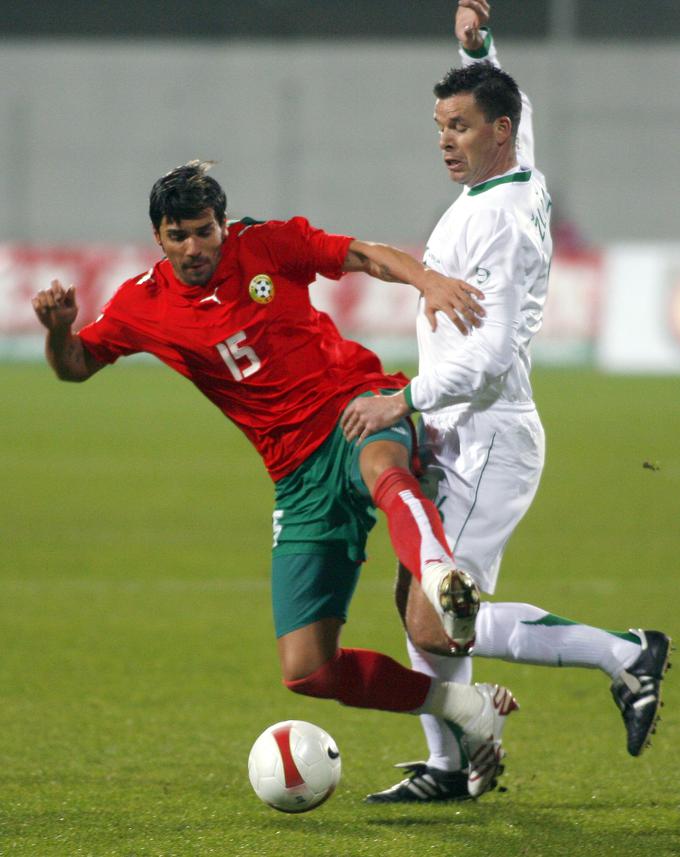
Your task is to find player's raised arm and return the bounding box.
[342,239,485,335]
[455,0,490,52]
[455,0,535,169]
[32,279,104,382]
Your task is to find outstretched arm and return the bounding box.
[343,239,485,335]
[32,279,104,382]
[455,0,490,52]
[455,0,535,168]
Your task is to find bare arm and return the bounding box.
[32,279,105,382]
[343,239,485,334]
[455,0,490,50]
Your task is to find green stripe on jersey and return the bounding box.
[468,170,532,197]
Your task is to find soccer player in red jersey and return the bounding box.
[32,161,519,783]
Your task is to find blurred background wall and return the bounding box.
[2,0,679,369]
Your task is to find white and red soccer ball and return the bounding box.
[248,720,341,813]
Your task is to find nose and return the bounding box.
[185,235,201,255]
[439,130,453,151]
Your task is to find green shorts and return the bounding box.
[271,403,413,637]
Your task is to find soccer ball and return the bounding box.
[248,720,341,813]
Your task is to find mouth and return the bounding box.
[184,259,210,276]
[444,156,466,177]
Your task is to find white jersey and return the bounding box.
[407,32,552,422]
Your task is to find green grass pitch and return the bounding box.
[1,363,679,856]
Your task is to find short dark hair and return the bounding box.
[433,62,522,138]
[149,160,227,229]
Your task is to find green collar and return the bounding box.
[468,170,532,197]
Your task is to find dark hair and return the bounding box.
[433,62,522,138]
[149,160,227,229]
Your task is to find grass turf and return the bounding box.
[1,363,679,856]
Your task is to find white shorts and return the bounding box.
[419,406,545,595]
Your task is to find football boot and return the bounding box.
[610,629,672,756]
[463,683,518,798]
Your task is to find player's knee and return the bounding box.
[283,655,339,700]
[360,443,410,497]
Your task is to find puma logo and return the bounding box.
[199,287,221,305]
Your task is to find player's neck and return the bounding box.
[478,152,519,185]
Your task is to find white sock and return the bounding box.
[417,681,483,733]
[407,636,472,771]
[474,602,641,679]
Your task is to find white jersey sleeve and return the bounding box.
[409,206,525,413]
[457,28,535,168]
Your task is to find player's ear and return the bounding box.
[152,226,163,248]
[494,116,513,145]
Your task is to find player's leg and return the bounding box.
[408,407,668,759]
[368,412,544,802]
[430,412,669,754]
[406,635,472,771]
[367,565,494,803]
[273,553,517,739]
[473,603,671,756]
[395,560,472,777]
[357,435,479,652]
[271,423,517,749]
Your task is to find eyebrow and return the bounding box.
[166,223,214,234]
[434,113,466,126]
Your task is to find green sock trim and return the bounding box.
[521,613,578,627]
[521,614,641,645]
[444,720,469,768]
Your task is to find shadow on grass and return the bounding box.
[364,800,680,843]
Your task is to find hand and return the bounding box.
[341,393,410,444]
[32,279,79,332]
[421,268,485,334]
[455,0,490,50]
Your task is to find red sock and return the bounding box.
[284,647,431,713]
[372,466,452,581]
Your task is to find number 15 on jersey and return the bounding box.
[216,331,261,381]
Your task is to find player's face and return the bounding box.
[434,92,511,187]
[154,210,226,286]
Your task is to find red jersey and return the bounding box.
[78,216,407,480]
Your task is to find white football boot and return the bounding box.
[463,683,519,798]
[420,560,480,654]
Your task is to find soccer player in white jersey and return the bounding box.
[342,0,671,802]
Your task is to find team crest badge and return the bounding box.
[249,274,275,304]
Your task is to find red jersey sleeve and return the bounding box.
[248,216,353,283]
[77,280,144,364]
